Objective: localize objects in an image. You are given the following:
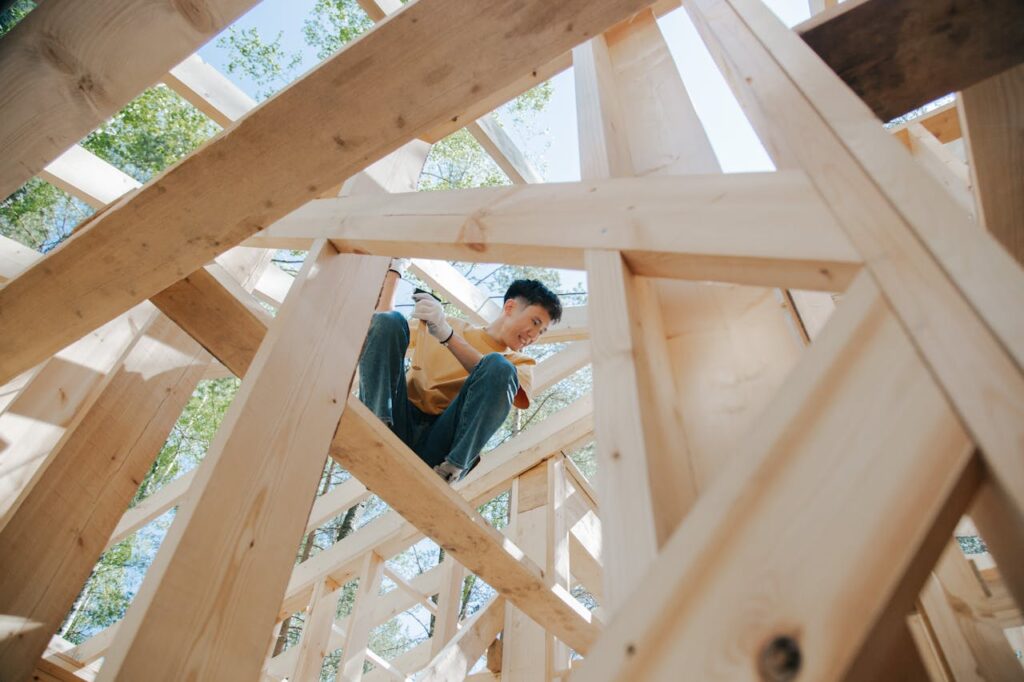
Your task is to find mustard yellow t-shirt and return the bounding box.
[407,317,535,416]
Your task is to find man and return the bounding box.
[358,260,562,482]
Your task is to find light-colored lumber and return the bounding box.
[796,0,1024,120]
[533,342,591,394]
[906,613,952,682]
[574,273,979,680]
[959,63,1024,265]
[688,0,1024,527]
[336,552,385,682]
[39,145,141,209]
[163,53,257,127]
[291,580,345,682]
[905,122,976,217]
[149,262,273,378]
[0,304,158,528]
[428,558,464,657]
[0,0,260,200]
[248,172,861,291]
[467,116,543,185]
[410,259,501,325]
[891,101,962,149]
[420,597,505,682]
[542,306,589,345]
[330,398,598,655]
[0,235,40,284]
[0,0,654,386]
[970,477,1024,614]
[96,245,388,680]
[105,470,197,551]
[501,465,555,680]
[0,314,208,681]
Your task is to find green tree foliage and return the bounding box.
[0,0,34,38]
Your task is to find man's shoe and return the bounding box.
[433,461,465,484]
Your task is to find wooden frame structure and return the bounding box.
[1,0,1022,679]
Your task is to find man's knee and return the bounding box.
[476,353,518,386]
[368,310,409,340]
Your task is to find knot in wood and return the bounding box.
[757,635,801,682]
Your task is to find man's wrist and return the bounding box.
[439,327,455,345]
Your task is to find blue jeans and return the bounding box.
[358,311,518,475]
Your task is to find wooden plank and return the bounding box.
[501,466,553,680]
[796,0,1024,121]
[0,304,158,529]
[420,597,505,682]
[409,259,501,325]
[163,54,257,127]
[573,274,980,680]
[533,342,590,394]
[890,101,962,148]
[39,145,141,209]
[467,116,543,185]
[96,246,388,680]
[337,552,385,682]
[0,235,39,284]
[247,172,861,291]
[428,558,464,658]
[904,122,975,217]
[330,398,599,655]
[0,0,655,386]
[970,477,1024,614]
[0,315,209,681]
[290,580,345,682]
[959,63,1024,265]
[689,0,1024,530]
[150,263,273,378]
[0,0,260,200]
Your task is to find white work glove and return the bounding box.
[388,257,411,277]
[412,292,453,343]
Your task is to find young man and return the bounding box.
[358,261,562,482]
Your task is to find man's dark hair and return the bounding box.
[504,279,562,324]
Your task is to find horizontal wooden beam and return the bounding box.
[797,0,1024,121]
[331,397,598,654]
[0,0,260,201]
[0,0,656,386]
[247,172,861,291]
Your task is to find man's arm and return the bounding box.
[376,259,408,312]
[442,332,482,374]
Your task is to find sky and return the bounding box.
[196,0,816,301]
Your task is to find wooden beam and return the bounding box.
[0,235,39,284]
[247,172,861,291]
[97,246,388,679]
[330,398,599,655]
[959,63,1024,266]
[290,579,346,682]
[420,597,505,682]
[163,54,257,127]
[0,304,159,528]
[0,0,656,386]
[796,0,1024,121]
[0,0,260,200]
[337,552,385,682]
[574,273,980,680]
[689,0,1024,527]
[409,259,501,325]
[39,145,141,209]
[467,116,544,185]
[0,315,209,680]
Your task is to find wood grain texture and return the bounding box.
[0,0,656,386]
[0,0,260,200]
[797,0,1024,120]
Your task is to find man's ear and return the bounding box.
[502,297,519,316]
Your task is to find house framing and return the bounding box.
[0,0,1022,679]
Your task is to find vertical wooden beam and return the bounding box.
[959,63,1024,266]
[0,315,208,680]
[96,244,388,680]
[501,465,553,680]
[338,552,385,682]
[429,557,465,658]
[546,455,572,675]
[291,580,345,682]
[419,597,506,682]
[574,274,981,680]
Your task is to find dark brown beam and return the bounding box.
[797,0,1024,121]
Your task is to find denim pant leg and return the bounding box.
[419,353,519,472]
[358,311,419,448]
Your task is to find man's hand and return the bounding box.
[412,292,453,342]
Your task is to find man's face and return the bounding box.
[502,301,552,351]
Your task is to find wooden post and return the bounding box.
[96,244,389,680]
